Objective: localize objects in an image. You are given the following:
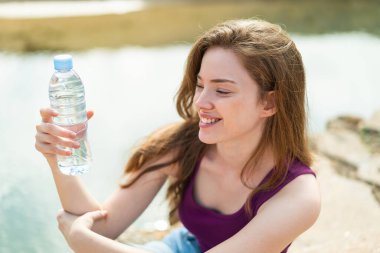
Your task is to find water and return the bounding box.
[1,33,380,253]
[56,122,91,176]
[49,64,92,176]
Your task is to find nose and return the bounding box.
[194,88,214,110]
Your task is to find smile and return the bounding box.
[199,117,222,128]
[200,117,221,124]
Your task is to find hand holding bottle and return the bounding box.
[35,108,94,167]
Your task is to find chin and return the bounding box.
[198,132,218,144]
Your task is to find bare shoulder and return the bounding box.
[259,173,321,242]
[279,173,319,198]
[259,173,321,219]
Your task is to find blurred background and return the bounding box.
[0,0,379,252]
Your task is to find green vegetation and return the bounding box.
[0,0,379,52]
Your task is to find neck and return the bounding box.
[207,133,274,175]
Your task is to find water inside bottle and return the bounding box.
[56,121,92,176]
[49,70,91,175]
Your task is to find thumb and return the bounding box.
[87,110,94,121]
[86,210,107,221]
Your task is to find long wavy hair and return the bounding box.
[120,19,312,225]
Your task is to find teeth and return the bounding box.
[201,117,220,124]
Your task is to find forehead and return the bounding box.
[198,47,255,85]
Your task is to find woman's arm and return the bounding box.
[57,210,153,253]
[72,230,151,253]
[36,108,177,239]
[48,158,102,214]
[206,174,321,253]
[91,162,171,239]
[36,108,102,214]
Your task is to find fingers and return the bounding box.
[36,107,93,158]
[56,209,70,231]
[36,123,76,139]
[83,210,108,221]
[39,133,80,149]
[56,209,78,221]
[87,110,94,121]
[55,209,106,236]
[40,107,58,123]
[35,133,80,156]
[56,209,78,233]
[35,142,71,156]
[56,209,66,222]
[35,123,79,156]
[40,107,94,122]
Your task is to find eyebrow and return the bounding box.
[197,75,236,84]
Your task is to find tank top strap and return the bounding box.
[252,160,316,215]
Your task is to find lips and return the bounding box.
[200,117,221,124]
[199,113,222,126]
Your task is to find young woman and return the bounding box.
[35,19,321,253]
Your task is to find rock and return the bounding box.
[361,110,380,132]
[289,155,380,253]
[312,113,380,188]
[326,115,363,132]
[360,110,380,153]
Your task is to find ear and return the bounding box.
[260,91,277,118]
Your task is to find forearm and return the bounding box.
[71,228,152,253]
[48,158,102,215]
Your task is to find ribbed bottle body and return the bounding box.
[49,69,91,176]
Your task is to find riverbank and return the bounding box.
[0,0,379,52]
[118,110,380,252]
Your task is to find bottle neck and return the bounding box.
[55,68,73,73]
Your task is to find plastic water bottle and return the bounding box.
[49,54,92,176]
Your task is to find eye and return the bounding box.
[217,89,231,95]
[196,83,204,89]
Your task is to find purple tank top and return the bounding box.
[178,159,316,252]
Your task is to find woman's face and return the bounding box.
[193,47,272,145]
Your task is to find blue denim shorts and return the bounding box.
[134,227,202,253]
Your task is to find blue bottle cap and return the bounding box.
[54,54,73,71]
